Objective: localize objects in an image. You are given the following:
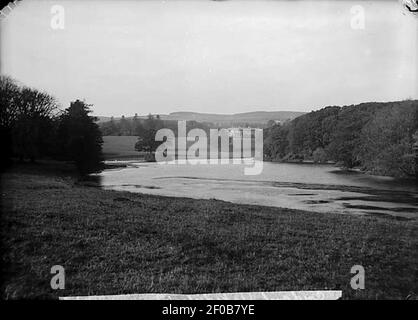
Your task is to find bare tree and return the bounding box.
[0,76,61,162]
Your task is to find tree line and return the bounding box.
[100,114,211,137]
[99,116,267,136]
[263,100,418,178]
[0,76,103,175]
[132,115,259,160]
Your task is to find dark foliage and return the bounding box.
[264,100,418,178]
[0,76,104,175]
[0,76,59,168]
[57,100,104,175]
[99,115,211,137]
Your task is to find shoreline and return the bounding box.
[104,158,418,183]
[99,161,418,220]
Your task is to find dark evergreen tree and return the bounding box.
[57,100,104,175]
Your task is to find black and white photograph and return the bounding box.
[0,0,417,304]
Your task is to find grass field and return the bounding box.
[1,162,417,299]
[102,135,254,161]
[102,136,145,160]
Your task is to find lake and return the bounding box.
[97,161,418,220]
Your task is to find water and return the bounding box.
[98,161,418,219]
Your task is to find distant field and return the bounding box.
[102,136,144,160]
[102,135,254,161]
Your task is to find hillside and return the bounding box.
[164,111,305,125]
[263,100,418,178]
[96,111,305,126]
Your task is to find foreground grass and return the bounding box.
[1,163,417,299]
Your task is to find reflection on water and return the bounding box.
[97,162,418,219]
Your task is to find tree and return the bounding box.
[57,100,103,175]
[266,119,276,127]
[313,147,327,163]
[327,104,378,168]
[0,76,59,163]
[119,115,131,135]
[135,114,163,161]
[0,76,20,168]
[413,130,418,179]
[263,100,418,177]
[358,101,418,178]
[0,76,20,128]
[12,87,59,161]
[263,124,289,161]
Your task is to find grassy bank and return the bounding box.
[1,162,417,299]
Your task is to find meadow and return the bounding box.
[102,136,143,160]
[1,162,417,299]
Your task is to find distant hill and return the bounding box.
[164,111,304,124]
[96,111,305,126]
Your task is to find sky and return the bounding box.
[1,0,417,116]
